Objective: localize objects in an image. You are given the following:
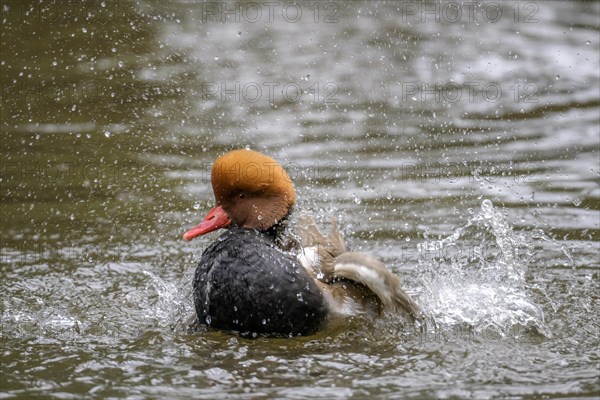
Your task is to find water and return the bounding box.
[1,1,599,398]
[419,200,549,335]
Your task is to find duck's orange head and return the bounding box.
[183,149,296,241]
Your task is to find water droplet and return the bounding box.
[481,199,494,212]
[296,293,304,302]
[82,27,87,33]
[262,319,266,325]
[205,316,212,325]
[104,131,111,138]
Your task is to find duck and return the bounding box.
[183,149,422,337]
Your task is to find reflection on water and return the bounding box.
[1,1,599,398]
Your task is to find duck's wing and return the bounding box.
[296,215,345,281]
[330,252,423,323]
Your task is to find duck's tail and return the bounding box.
[296,215,423,322]
[331,252,423,322]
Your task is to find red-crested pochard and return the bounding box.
[183,149,422,337]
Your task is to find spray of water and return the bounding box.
[142,270,194,332]
[418,200,551,337]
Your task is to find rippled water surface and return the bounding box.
[1,1,599,398]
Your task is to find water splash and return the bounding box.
[418,200,550,337]
[141,270,194,332]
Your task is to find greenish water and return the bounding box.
[1,1,599,398]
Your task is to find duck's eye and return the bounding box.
[239,193,245,199]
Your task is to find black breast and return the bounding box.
[193,228,328,337]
